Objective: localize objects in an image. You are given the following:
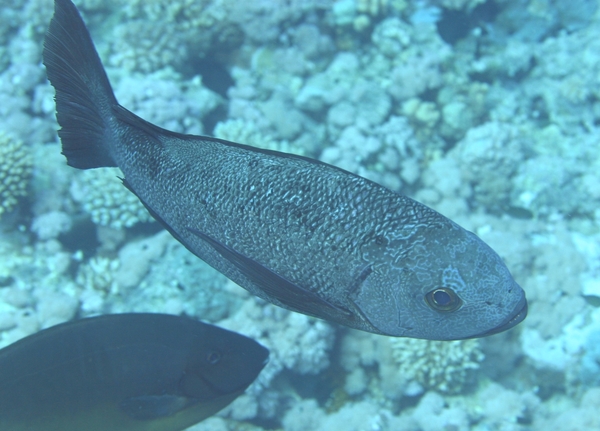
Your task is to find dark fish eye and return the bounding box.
[425,287,462,312]
[206,351,221,365]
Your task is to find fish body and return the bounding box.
[43,0,527,340]
[0,313,269,431]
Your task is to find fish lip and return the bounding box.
[470,294,528,339]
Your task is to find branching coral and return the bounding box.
[0,132,32,218]
[106,0,229,73]
[70,168,152,229]
[389,337,484,393]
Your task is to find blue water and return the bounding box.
[1,0,600,430]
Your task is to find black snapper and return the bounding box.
[43,0,527,340]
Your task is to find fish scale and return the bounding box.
[43,0,527,340]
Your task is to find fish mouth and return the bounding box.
[467,294,528,339]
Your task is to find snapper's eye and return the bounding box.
[206,350,221,365]
[425,288,462,312]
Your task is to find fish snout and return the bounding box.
[477,291,528,338]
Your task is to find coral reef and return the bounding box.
[320,115,423,190]
[104,0,228,73]
[0,132,32,218]
[30,211,72,240]
[217,300,335,420]
[214,118,304,155]
[439,0,485,9]
[3,0,600,429]
[535,388,600,431]
[330,0,408,32]
[113,71,222,134]
[389,337,484,394]
[338,328,483,403]
[450,121,526,213]
[0,237,76,348]
[108,19,188,73]
[108,233,242,322]
[69,168,152,229]
[578,329,600,389]
[283,398,384,431]
[510,129,600,219]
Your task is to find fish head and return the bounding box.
[180,326,269,401]
[354,222,527,340]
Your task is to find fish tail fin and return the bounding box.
[43,0,118,169]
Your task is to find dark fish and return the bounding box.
[43,0,527,340]
[0,313,269,431]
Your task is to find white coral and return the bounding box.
[70,168,152,229]
[0,132,32,217]
[389,337,484,393]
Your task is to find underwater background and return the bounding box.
[1,0,600,429]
